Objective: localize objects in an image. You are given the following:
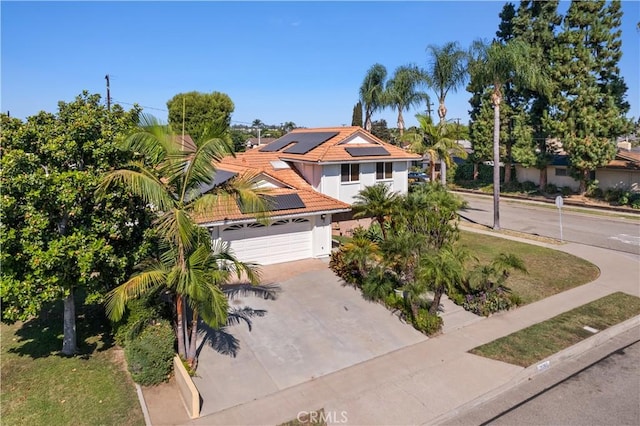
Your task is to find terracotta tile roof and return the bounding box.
[193,184,350,225]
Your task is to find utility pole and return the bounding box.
[105,74,111,111]
[426,100,433,120]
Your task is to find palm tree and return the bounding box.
[385,65,429,136]
[99,114,268,363]
[405,114,467,182]
[417,245,469,315]
[359,64,388,132]
[469,39,543,230]
[352,182,399,240]
[467,252,528,293]
[424,42,469,185]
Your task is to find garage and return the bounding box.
[219,217,313,265]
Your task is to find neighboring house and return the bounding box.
[514,148,640,192]
[245,137,276,149]
[196,127,420,265]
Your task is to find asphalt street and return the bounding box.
[443,326,640,426]
[457,193,640,255]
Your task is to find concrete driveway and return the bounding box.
[193,258,427,417]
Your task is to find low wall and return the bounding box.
[173,356,200,419]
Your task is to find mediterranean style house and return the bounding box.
[195,126,420,265]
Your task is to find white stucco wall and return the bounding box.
[597,169,640,192]
[515,165,540,185]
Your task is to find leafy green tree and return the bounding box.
[424,41,469,185]
[551,0,629,193]
[99,114,268,365]
[282,121,297,133]
[469,39,544,229]
[0,93,149,355]
[359,64,388,131]
[370,119,392,142]
[384,65,428,136]
[167,91,234,140]
[351,101,363,127]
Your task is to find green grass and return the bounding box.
[459,231,600,304]
[470,292,640,367]
[1,301,144,426]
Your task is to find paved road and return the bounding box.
[485,340,640,425]
[458,193,640,255]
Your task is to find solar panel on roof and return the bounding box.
[237,193,306,213]
[282,132,338,154]
[259,132,338,154]
[345,146,391,157]
[211,170,237,186]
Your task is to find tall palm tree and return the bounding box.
[359,64,388,132]
[99,114,268,362]
[424,42,469,185]
[385,65,429,136]
[469,39,543,230]
[352,182,399,240]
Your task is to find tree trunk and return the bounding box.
[176,295,186,358]
[397,109,405,136]
[440,159,447,186]
[473,162,479,180]
[187,310,199,370]
[430,155,437,182]
[579,169,588,195]
[539,167,548,190]
[429,288,443,315]
[364,108,372,132]
[62,288,77,356]
[504,143,512,184]
[438,101,447,123]
[492,95,501,230]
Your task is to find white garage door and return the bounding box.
[219,217,313,265]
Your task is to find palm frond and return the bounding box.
[105,266,167,321]
[98,167,174,212]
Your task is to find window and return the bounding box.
[555,168,567,177]
[341,163,360,182]
[376,162,393,179]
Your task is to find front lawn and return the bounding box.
[459,231,600,304]
[1,302,144,426]
[469,292,640,367]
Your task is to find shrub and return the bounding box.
[384,292,406,312]
[618,191,630,206]
[447,289,466,306]
[631,198,640,209]
[521,181,538,193]
[604,188,624,202]
[502,181,522,193]
[544,183,558,194]
[329,250,360,286]
[125,320,175,386]
[561,186,574,196]
[412,309,443,336]
[113,297,163,347]
[462,287,517,316]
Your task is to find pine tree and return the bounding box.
[512,0,562,189]
[552,0,629,194]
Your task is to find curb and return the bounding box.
[452,189,640,216]
[135,383,153,426]
[429,314,640,425]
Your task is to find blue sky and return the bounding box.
[2,1,639,129]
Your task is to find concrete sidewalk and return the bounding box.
[144,227,640,425]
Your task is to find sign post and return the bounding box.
[555,195,564,242]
